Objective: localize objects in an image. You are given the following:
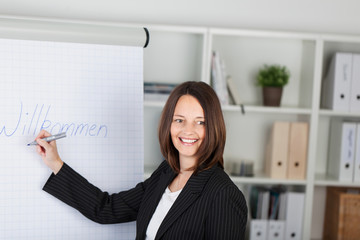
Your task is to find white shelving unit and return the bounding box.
[143,25,360,240]
[6,15,360,240]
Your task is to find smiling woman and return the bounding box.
[37,81,247,240]
[158,81,226,175]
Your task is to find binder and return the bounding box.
[350,54,360,112]
[328,119,356,182]
[268,220,285,240]
[269,186,285,220]
[287,122,309,179]
[277,193,287,221]
[260,191,270,219]
[250,219,268,240]
[256,189,270,219]
[353,123,360,182]
[265,122,290,179]
[322,52,352,112]
[283,192,305,240]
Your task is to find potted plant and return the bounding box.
[256,64,290,106]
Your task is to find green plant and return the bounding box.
[256,64,290,87]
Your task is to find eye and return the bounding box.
[197,121,205,125]
[174,119,183,123]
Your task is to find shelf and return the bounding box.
[144,170,306,186]
[229,172,307,186]
[222,104,312,115]
[145,100,312,115]
[315,173,360,187]
[319,109,360,117]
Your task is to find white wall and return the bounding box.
[1,0,360,35]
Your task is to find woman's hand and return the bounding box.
[35,130,64,174]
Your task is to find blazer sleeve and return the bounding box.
[43,162,148,224]
[204,185,248,240]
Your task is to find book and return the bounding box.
[144,82,177,101]
[211,51,229,105]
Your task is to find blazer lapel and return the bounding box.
[138,166,175,239]
[155,165,218,239]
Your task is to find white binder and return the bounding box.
[278,193,287,221]
[322,52,352,112]
[283,192,305,240]
[328,119,356,182]
[350,54,360,112]
[260,191,270,220]
[353,123,360,182]
[250,219,268,240]
[268,220,285,240]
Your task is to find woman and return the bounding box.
[35,81,248,239]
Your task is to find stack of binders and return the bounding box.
[265,121,309,179]
[249,186,305,240]
[327,119,360,182]
[322,52,360,113]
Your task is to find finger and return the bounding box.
[36,138,51,150]
[37,145,45,157]
[36,145,42,154]
[35,130,51,140]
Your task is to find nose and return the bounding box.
[183,121,195,133]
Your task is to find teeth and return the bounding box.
[181,138,197,143]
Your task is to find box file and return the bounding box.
[353,123,360,182]
[350,54,360,112]
[250,219,285,240]
[287,122,308,179]
[268,220,285,240]
[322,52,352,112]
[265,122,290,179]
[328,119,356,182]
[250,219,268,240]
[283,192,305,240]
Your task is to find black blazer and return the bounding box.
[43,160,248,239]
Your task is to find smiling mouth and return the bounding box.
[179,138,198,143]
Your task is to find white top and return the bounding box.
[145,187,182,240]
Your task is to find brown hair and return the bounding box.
[158,81,226,174]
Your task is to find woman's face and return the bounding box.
[170,95,205,165]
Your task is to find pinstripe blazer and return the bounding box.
[43,160,248,239]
